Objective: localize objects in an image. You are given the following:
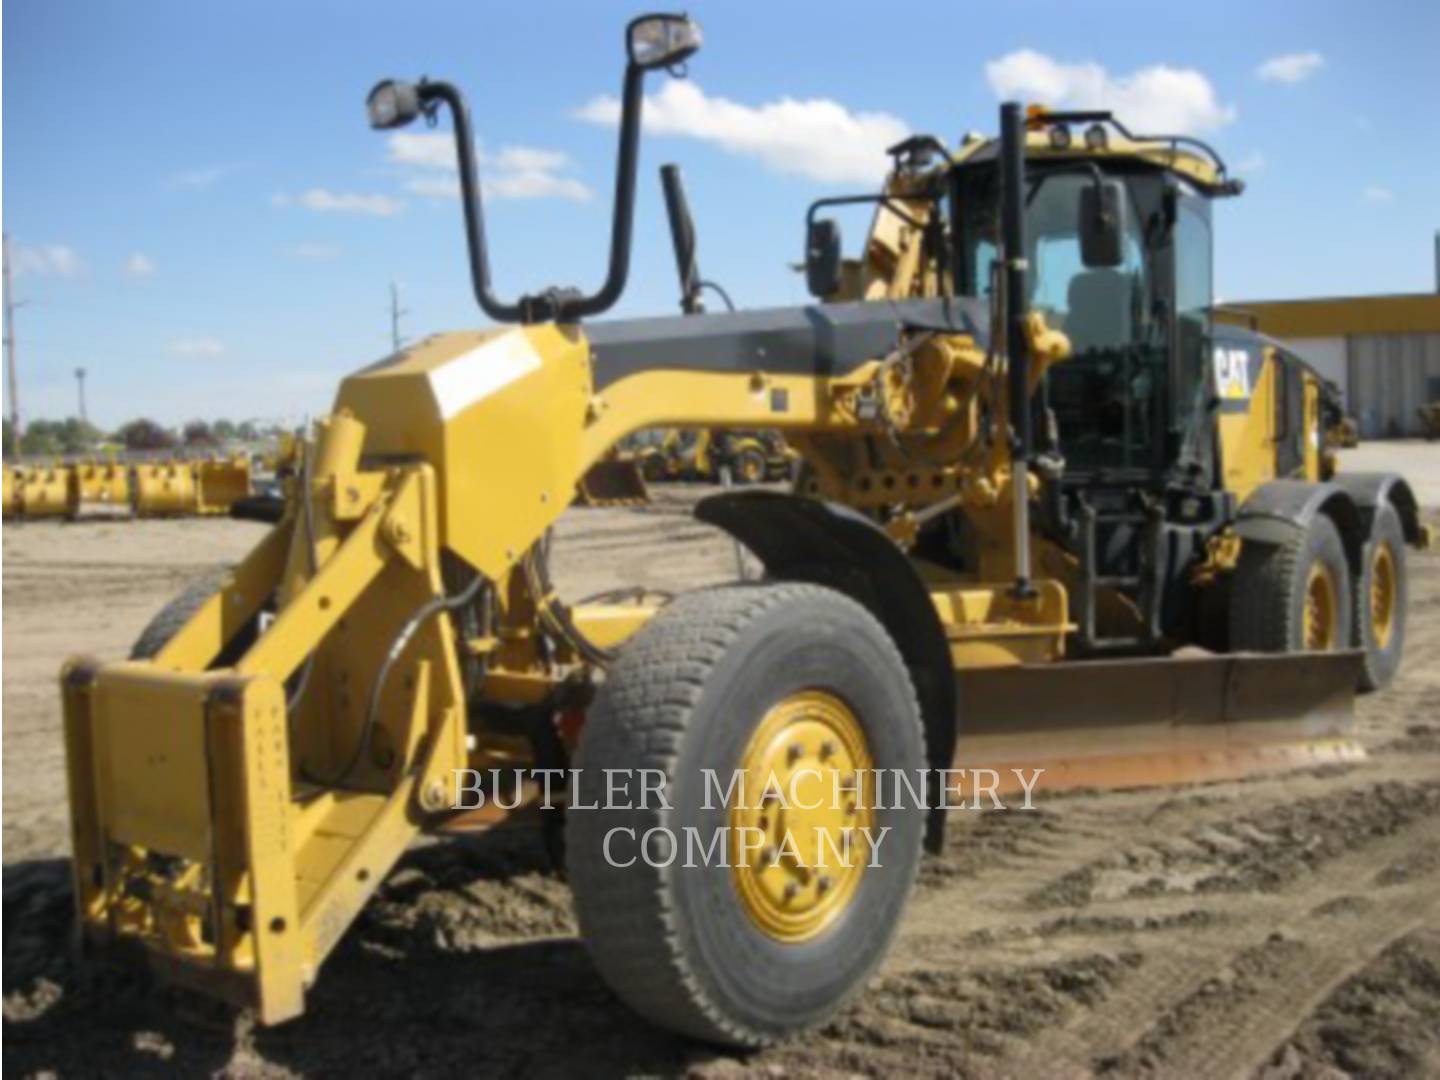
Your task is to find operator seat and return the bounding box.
[1051,269,1139,448]
[1064,270,1134,354]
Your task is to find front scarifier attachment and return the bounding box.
[62,410,471,1024]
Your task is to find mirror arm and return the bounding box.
[417,80,523,324]
[418,64,648,325]
[564,62,647,320]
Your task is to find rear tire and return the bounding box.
[1354,503,1407,692]
[1230,514,1353,653]
[567,583,926,1047]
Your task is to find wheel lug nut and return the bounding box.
[817,875,833,894]
[787,743,804,764]
[762,845,778,865]
[783,882,799,902]
[819,740,836,760]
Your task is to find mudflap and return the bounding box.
[577,459,651,507]
[949,649,1365,800]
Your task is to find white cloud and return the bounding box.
[13,244,84,278]
[984,50,1236,134]
[169,337,226,357]
[168,164,246,189]
[273,188,404,216]
[404,176,462,199]
[576,80,909,184]
[1361,185,1394,204]
[289,242,341,260]
[387,133,591,201]
[1235,152,1266,174]
[1256,52,1324,85]
[124,253,156,278]
[388,133,458,171]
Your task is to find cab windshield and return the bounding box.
[956,166,1166,474]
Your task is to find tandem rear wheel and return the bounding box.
[1231,513,1353,654]
[566,583,927,1047]
[1229,505,1409,691]
[1354,502,1408,691]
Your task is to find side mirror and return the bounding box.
[805,218,842,298]
[366,80,422,130]
[627,13,703,70]
[1080,180,1126,268]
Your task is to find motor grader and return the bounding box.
[62,13,1427,1049]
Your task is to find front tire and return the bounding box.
[567,583,926,1047]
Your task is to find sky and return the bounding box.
[4,0,1438,429]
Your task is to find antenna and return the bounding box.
[389,281,408,352]
[3,233,23,458]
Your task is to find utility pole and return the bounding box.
[75,367,88,424]
[389,281,408,353]
[3,232,22,458]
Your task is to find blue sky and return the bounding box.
[4,0,1437,428]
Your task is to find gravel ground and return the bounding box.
[4,445,1439,1077]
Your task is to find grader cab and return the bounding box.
[63,13,1426,1047]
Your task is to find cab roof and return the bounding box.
[948,110,1243,198]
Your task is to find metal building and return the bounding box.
[1222,293,1440,438]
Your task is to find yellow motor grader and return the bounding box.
[63,13,1427,1048]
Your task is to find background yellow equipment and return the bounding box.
[20,463,75,518]
[62,13,1427,1050]
[71,460,130,513]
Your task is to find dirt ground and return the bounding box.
[4,446,1439,1077]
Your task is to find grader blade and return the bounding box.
[951,649,1365,799]
[576,457,651,507]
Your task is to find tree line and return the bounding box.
[2,417,287,458]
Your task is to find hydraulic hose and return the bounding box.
[311,568,487,788]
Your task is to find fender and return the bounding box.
[695,490,955,847]
[1235,479,1364,573]
[1327,472,1426,547]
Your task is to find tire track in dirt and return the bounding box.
[864,772,1439,1068]
[1262,928,1440,1076]
[3,487,1439,1076]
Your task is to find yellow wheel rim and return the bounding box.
[1303,562,1339,651]
[1370,542,1396,650]
[729,690,873,943]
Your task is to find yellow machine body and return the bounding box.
[2,466,19,517]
